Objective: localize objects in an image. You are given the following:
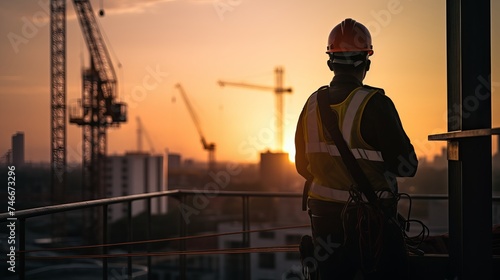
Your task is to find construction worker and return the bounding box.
[295,18,418,279]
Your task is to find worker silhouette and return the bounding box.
[295,18,418,279]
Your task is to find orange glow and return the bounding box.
[1,1,499,165]
[283,132,296,163]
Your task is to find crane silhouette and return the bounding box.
[218,66,292,152]
[175,83,216,172]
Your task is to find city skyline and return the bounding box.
[1,0,500,164]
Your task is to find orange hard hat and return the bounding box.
[326,18,374,56]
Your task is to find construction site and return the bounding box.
[0,0,500,279]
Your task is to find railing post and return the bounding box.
[147,198,152,280]
[127,201,132,280]
[102,204,108,280]
[19,218,25,280]
[242,195,250,280]
[179,194,187,280]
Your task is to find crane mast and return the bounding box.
[218,66,292,152]
[50,0,67,241]
[50,0,66,207]
[175,84,216,172]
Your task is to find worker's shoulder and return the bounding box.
[305,85,329,98]
[316,85,329,92]
[361,84,385,95]
[361,85,399,111]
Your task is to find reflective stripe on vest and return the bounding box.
[306,143,383,161]
[305,88,383,162]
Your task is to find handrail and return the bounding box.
[1,189,499,280]
[1,190,499,221]
[0,189,302,220]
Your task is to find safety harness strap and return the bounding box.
[305,87,384,163]
[316,86,381,207]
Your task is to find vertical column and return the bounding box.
[445,1,462,277]
[446,0,492,278]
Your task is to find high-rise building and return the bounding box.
[11,132,24,166]
[260,151,290,192]
[259,151,306,224]
[105,152,167,222]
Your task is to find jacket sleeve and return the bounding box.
[295,106,313,181]
[362,93,418,177]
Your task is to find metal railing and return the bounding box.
[0,189,303,280]
[1,190,499,279]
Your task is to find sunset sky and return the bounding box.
[1,0,499,164]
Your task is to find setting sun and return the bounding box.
[283,133,296,163]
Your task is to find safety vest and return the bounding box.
[303,86,393,202]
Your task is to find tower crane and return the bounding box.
[174,84,216,172]
[68,0,127,203]
[137,116,156,153]
[50,0,125,244]
[218,66,292,152]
